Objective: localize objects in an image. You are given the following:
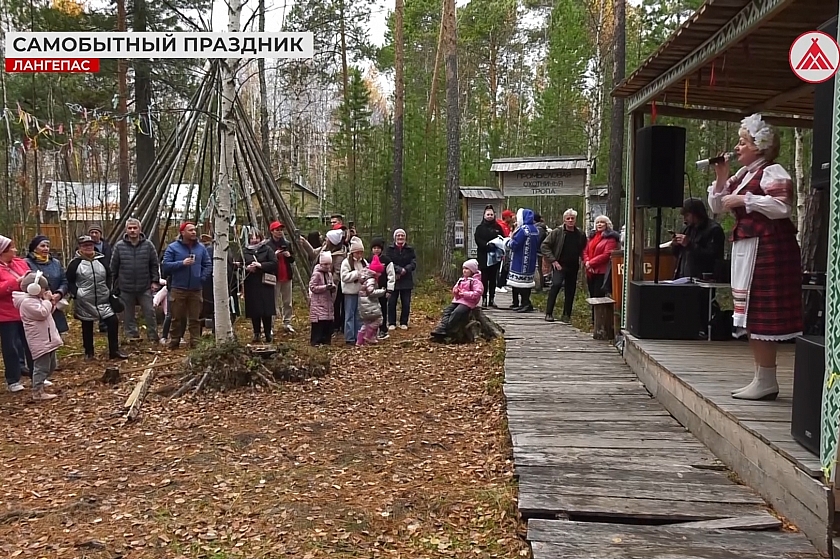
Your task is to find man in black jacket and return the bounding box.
[111,218,161,342]
[540,209,587,323]
[672,198,725,280]
[384,229,417,330]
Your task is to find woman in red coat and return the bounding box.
[583,216,620,299]
[709,113,801,401]
[0,235,35,392]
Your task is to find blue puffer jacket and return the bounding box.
[161,239,211,291]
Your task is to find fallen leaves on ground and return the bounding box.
[0,284,527,558]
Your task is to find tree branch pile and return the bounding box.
[173,340,331,396]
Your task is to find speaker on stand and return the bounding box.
[634,125,687,282]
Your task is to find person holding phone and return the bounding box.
[161,222,211,349]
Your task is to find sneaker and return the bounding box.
[7,382,24,393]
[32,390,57,401]
[545,315,555,322]
[378,332,389,340]
[284,324,295,333]
[399,325,408,330]
[388,325,396,331]
[43,379,53,387]
[560,315,571,323]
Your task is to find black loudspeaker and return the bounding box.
[626,280,709,340]
[812,16,837,191]
[791,335,825,456]
[634,125,687,207]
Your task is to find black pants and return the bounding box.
[0,321,32,385]
[546,266,579,318]
[388,289,412,326]
[432,303,472,335]
[251,316,273,340]
[512,287,532,308]
[378,296,389,334]
[479,263,500,303]
[310,320,333,345]
[82,315,120,357]
[588,273,607,298]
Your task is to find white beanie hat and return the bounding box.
[349,237,364,254]
[325,229,344,246]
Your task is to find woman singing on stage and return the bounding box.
[708,113,802,401]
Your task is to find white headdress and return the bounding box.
[740,113,774,151]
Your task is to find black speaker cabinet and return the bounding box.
[791,335,825,456]
[634,125,687,208]
[812,16,837,190]
[626,280,709,340]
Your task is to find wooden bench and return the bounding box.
[586,297,615,341]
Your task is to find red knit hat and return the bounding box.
[501,210,514,219]
[179,221,194,233]
[270,221,284,231]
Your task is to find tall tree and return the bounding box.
[607,0,625,226]
[391,0,405,229]
[133,0,155,188]
[331,67,373,219]
[440,0,459,281]
[213,0,242,341]
[117,0,129,213]
[258,0,271,167]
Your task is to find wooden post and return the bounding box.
[587,297,615,341]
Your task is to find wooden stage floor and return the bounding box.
[487,296,824,558]
[624,334,833,555]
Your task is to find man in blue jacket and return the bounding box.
[162,222,211,349]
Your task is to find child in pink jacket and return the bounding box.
[431,259,484,340]
[308,251,336,346]
[13,271,62,400]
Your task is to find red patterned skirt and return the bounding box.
[747,231,803,339]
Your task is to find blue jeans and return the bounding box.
[0,321,33,385]
[343,294,360,344]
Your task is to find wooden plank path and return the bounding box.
[485,296,822,559]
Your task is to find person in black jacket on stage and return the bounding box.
[672,198,725,280]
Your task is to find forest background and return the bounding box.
[0,0,818,279]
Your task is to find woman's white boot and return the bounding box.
[732,366,779,401]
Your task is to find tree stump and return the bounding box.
[431,308,504,344]
[587,297,615,341]
[101,367,121,384]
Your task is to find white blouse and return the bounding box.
[707,162,792,220]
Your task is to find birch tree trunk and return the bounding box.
[794,127,805,241]
[212,0,242,342]
[439,0,459,283]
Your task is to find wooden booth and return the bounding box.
[612,0,837,555]
[459,187,505,258]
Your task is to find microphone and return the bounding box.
[696,152,735,171]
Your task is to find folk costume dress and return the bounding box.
[506,208,541,289]
[707,158,802,341]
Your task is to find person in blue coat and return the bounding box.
[506,208,540,313]
[161,222,211,349]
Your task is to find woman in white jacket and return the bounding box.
[340,237,366,345]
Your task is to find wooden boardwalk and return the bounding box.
[486,297,822,558]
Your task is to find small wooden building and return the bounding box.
[459,187,505,258]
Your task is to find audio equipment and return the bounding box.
[811,16,837,191]
[634,125,687,208]
[791,335,825,456]
[696,152,735,171]
[26,270,44,296]
[626,280,709,339]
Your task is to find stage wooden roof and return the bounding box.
[612,0,838,127]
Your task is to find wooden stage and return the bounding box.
[624,335,834,555]
[487,298,823,558]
